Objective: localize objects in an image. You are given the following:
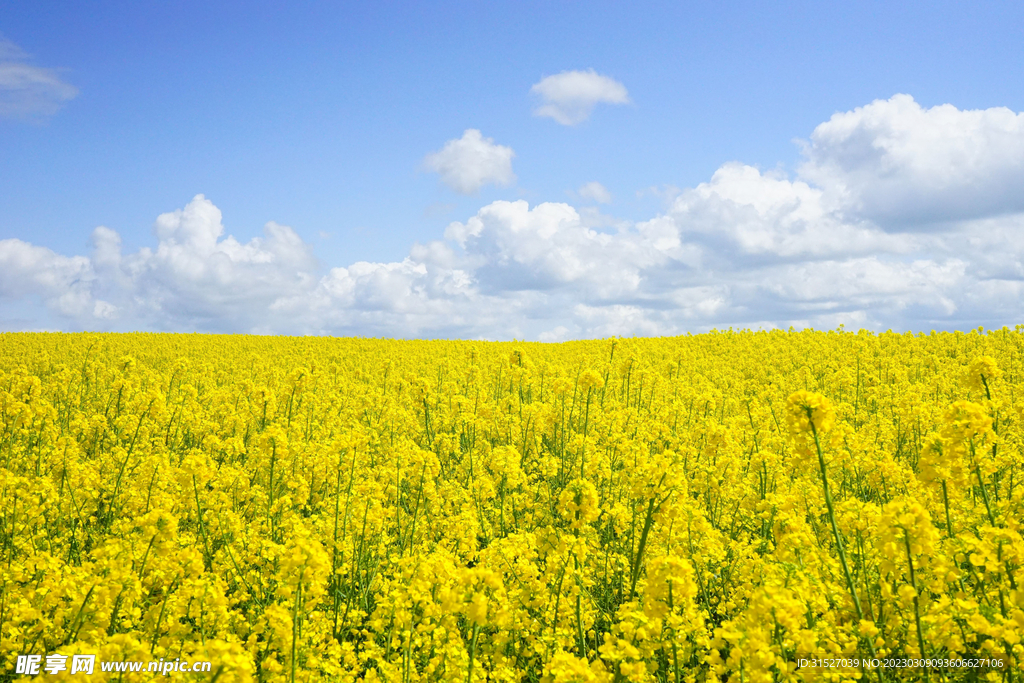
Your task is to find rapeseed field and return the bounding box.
[1,330,1021,682]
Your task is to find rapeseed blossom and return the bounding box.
[0,329,1021,681]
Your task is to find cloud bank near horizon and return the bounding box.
[3,95,1024,339]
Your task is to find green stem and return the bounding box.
[941,480,954,537]
[808,417,863,619]
[629,497,657,599]
[669,583,681,683]
[291,577,303,683]
[466,623,480,683]
[901,529,929,683]
[574,553,586,659]
[807,416,882,683]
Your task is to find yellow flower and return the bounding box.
[3,328,1023,682]
[964,355,1001,395]
[785,390,835,435]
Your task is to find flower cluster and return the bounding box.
[0,329,1021,682]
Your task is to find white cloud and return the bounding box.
[667,162,914,259]
[538,325,570,343]
[128,196,320,331]
[0,239,108,319]
[577,181,612,204]
[0,38,78,119]
[0,195,321,332]
[531,69,629,125]
[799,94,1024,226]
[573,304,669,338]
[423,129,516,194]
[442,199,696,300]
[5,95,1024,339]
[759,257,964,314]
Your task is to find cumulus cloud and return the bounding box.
[531,69,629,125]
[0,37,78,119]
[0,195,323,333]
[0,239,108,319]
[423,129,516,194]
[799,94,1024,227]
[577,181,612,204]
[5,95,1024,338]
[443,199,672,298]
[667,163,914,260]
[127,197,320,331]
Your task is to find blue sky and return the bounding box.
[2,1,1024,338]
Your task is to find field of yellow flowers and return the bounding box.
[1,330,1022,682]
